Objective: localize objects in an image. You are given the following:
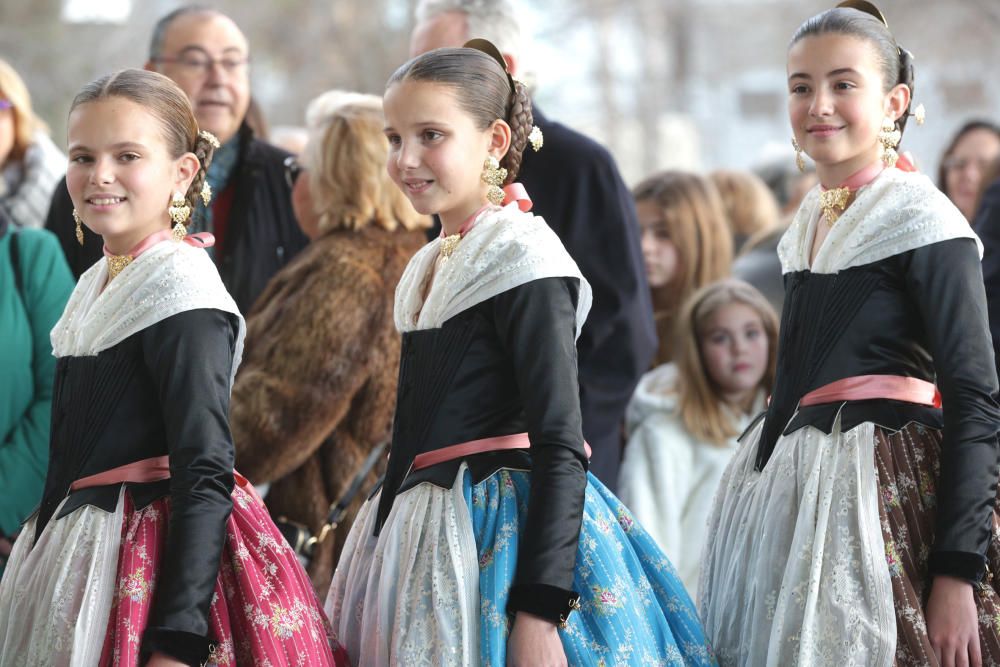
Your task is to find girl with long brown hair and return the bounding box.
[620,279,777,598]
[633,171,732,366]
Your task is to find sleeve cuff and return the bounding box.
[506,583,581,627]
[927,550,987,583]
[141,627,216,666]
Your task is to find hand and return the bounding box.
[145,652,189,667]
[926,575,982,667]
[506,612,567,667]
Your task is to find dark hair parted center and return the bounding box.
[791,7,916,137]
[387,47,533,182]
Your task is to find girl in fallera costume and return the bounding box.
[699,3,1000,666]
[0,70,345,667]
[326,41,716,666]
[619,279,777,599]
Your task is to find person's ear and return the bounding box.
[885,83,911,122]
[174,152,200,194]
[487,119,512,160]
[502,52,518,78]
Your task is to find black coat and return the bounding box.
[500,109,657,491]
[975,176,1000,379]
[44,125,307,314]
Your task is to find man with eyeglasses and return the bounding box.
[45,6,307,314]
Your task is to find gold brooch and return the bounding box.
[106,254,133,281]
[440,233,462,259]
[819,186,850,226]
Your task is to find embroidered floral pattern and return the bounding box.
[118,568,151,603]
[92,492,343,666]
[874,424,1000,665]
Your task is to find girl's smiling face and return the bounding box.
[382,79,509,233]
[787,33,909,187]
[66,96,198,254]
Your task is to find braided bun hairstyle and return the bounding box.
[387,45,533,183]
[791,5,916,141]
[503,79,533,184]
[70,68,216,214]
[186,131,217,213]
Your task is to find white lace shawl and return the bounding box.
[50,239,245,382]
[394,203,592,336]
[778,168,981,275]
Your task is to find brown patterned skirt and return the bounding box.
[874,422,1000,666]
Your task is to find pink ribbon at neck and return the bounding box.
[439,204,491,240]
[820,162,885,195]
[502,183,532,212]
[437,184,533,240]
[102,228,216,260]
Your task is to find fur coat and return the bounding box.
[231,224,425,592]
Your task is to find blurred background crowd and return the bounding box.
[1,0,997,599]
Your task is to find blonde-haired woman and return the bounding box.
[633,170,733,366]
[230,93,430,592]
[0,58,64,230]
[710,169,781,253]
[620,279,777,597]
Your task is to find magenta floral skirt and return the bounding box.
[99,483,349,666]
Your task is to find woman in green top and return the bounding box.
[0,210,73,574]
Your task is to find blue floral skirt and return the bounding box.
[328,466,717,666]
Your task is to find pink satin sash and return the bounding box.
[410,432,592,471]
[799,374,941,408]
[70,455,264,506]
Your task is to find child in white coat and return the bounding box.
[619,278,777,597]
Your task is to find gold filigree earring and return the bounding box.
[481,156,507,206]
[72,209,84,245]
[877,116,901,168]
[167,192,191,240]
[791,137,806,173]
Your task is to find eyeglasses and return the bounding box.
[284,155,303,189]
[0,100,12,111]
[153,49,249,77]
[942,156,992,173]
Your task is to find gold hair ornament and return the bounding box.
[198,130,221,149]
[528,126,544,152]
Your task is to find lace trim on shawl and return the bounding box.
[50,239,245,382]
[778,168,981,275]
[394,203,592,337]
